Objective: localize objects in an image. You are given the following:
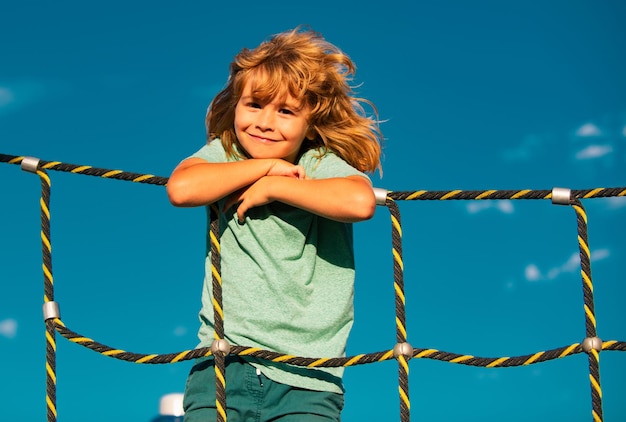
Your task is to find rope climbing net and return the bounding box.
[1,152,625,422]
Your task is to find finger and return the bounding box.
[236,201,248,224]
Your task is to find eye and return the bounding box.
[248,101,262,109]
[279,108,294,115]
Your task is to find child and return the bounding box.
[167,27,383,421]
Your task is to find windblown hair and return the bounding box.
[206,27,383,173]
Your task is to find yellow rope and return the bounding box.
[2,153,625,422]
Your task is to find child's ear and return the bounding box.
[306,127,317,141]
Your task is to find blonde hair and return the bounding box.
[206,27,383,173]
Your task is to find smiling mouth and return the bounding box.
[249,133,279,143]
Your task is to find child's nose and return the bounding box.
[255,108,274,131]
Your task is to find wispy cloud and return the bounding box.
[524,249,611,282]
[476,371,500,381]
[570,121,618,167]
[466,200,514,215]
[0,318,18,339]
[501,114,624,168]
[0,87,15,107]
[0,81,46,115]
[575,123,602,137]
[604,196,626,210]
[501,133,546,162]
[575,144,613,160]
[172,325,187,337]
[525,264,542,282]
[591,249,610,261]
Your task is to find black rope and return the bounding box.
[386,198,410,422]
[3,152,626,422]
[571,199,603,421]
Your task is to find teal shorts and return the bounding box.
[183,356,344,422]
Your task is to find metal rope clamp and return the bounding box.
[42,301,61,321]
[393,342,414,361]
[551,187,572,206]
[373,187,388,206]
[20,156,41,174]
[582,336,603,354]
[211,338,231,357]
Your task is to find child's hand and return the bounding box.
[267,159,306,179]
[224,177,276,223]
[223,160,306,223]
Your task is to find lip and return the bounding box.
[248,133,279,143]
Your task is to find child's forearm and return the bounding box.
[232,175,376,223]
[167,158,293,207]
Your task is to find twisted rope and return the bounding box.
[47,318,626,365]
[208,204,228,422]
[571,199,603,422]
[386,198,410,422]
[32,168,58,422]
[387,188,626,201]
[2,152,625,422]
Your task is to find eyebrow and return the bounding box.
[240,95,304,111]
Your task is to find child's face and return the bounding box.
[234,80,312,164]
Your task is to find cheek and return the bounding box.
[297,123,312,140]
[233,104,245,125]
[233,112,245,132]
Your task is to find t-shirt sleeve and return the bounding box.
[188,139,229,163]
[300,150,371,183]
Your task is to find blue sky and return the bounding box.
[1,1,625,421]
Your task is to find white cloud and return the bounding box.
[504,278,516,291]
[524,249,610,282]
[0,87,15,107]
[575,123,602,137]
[574,144,613,160]
[173,325,187,337]
[0,81,46,115]
[0,318,18,339]
[544,252,580,280]
[561,252,581,274]
[466,200,514,215]
[476,371,500,381]
[501,134,545,162]
[604,196,626,210]
[496,201,514,214]
[525,264,541,282]
[591,248,611,261]
[467,202,490,214]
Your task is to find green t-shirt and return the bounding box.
[190,139,369,393]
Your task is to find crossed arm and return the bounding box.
[166,157,376,223]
